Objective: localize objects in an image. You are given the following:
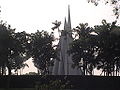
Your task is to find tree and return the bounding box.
[0,22,30,75]
[30,30,56,75]
[69,20,120,76]
[93,20,120,76]
[88,0,120,18]
[12,53,29,75]
[11,31,31,75]
[0,23,15,75]
[69,23,96,75]
[0,22,9,75]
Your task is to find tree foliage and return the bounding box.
[0,22,30,75]
[0,20,56,75]
[69,23,96,75]
[69,20,120,76]
[94,20,120,76]
[88,0,120,18]
[30,30,56,75]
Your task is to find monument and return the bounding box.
[51,5,82,75]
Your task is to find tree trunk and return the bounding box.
[83,61,87,76]
[8,67,11,75]
[0,67,1,75]
[83,63,85,76]
[113,68,115,76]
[38,69,40,75]
[116,68,117,76]
[118,70,120,76]
[20,69,22,75]
[17,70,18,75]
[1,67,4,75]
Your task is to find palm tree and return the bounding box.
[94,20,120,76]
[69,23,96,75]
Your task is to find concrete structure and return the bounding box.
[52,5,82,75]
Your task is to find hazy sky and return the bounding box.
[0,0,117,33]
[0,0,118,74]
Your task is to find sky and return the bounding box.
[0,0,117,33]
[0,0,118,74]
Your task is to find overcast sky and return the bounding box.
[0,0,117,33]
[0,0,118,74]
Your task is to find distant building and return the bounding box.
[50,5,82,75]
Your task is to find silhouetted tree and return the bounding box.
[11,31,31,75]
[0,23,15,75]
[30,30,56,75]
[0,22,8,75]
[69,23,96,75]
[69,20,120,76]
[94,20,120,76]
[88,0,120,18]
[0,22,30,75]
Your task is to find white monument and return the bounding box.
[51,5,82,75]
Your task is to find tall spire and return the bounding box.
[64,17,67,30]
[68,5,71,30]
